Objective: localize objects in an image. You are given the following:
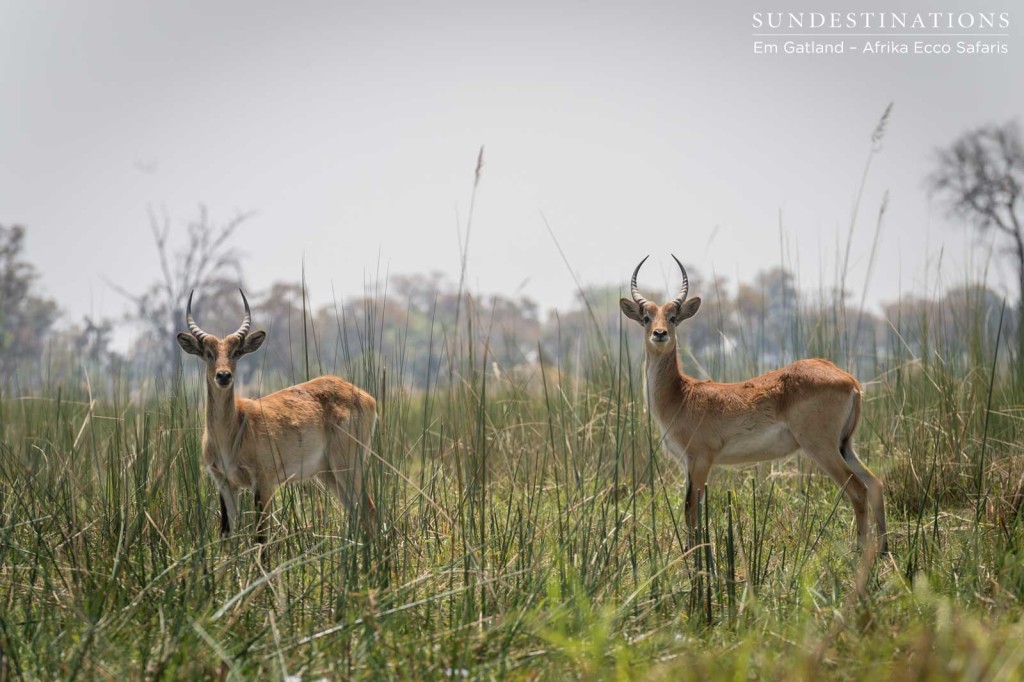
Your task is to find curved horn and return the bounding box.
[186,290,210,342]
[669,254,690,309]
[630,255,650,307]
[232,289,252,339]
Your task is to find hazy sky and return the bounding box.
[1,0,1021,335]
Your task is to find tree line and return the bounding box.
[3,119,1023,395]
[1,221,1014,398]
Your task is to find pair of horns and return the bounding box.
[630,254,689,309]
[186,289,252,342]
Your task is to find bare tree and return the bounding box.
[110,206,250,388]
[78,315,115,366]
[930,121,1024,328]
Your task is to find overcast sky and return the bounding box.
[1,0,1021,336]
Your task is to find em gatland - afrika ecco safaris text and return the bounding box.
[753,40,1007,56]
[751,11,1010,56]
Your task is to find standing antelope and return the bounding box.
[177,290,377,550]
[619,256,887,552]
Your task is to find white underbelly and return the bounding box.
[280,440,328,481]
[717,422,800,465]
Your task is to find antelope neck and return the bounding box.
[206,381,242,454]
[644,346,691,400]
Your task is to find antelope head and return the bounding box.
[619,255,702,356]
[177,289,267,390]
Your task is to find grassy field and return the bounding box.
[2,283,1024,681]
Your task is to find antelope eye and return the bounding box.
[669,316,677,324]
[204,349,214,360]
[642,315,651,324]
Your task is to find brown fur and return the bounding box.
[179,326,377,551]
[621,291,887,552]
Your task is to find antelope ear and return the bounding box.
[240,330,266,355]
[677,297,701,321]
[620,298,644,323]
[177,333,204,357]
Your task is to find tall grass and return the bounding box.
[3,146,1024,679]
[2,261,1022,680]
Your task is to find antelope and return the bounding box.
[619,256,887,552]
[177,290,378,551]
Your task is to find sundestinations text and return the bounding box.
[752,11,1010,30]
